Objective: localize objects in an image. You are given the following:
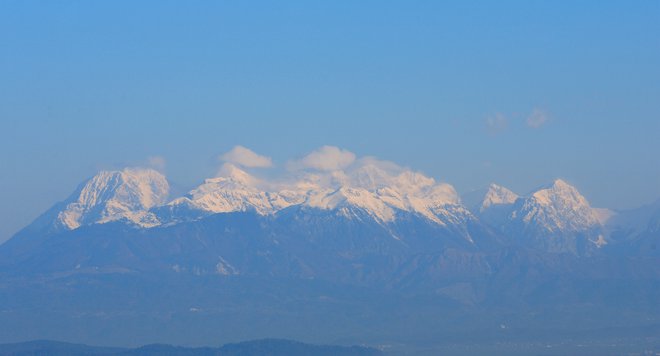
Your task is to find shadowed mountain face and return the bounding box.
[0,207,489,279]
[0,169,659,353]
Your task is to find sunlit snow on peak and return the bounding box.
[165,148,465,224]
[481,184,519,212]
[50,147,611,237]
[56,168,169,229]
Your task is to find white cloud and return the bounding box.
[485,113,508,135]
[220,146,273,168]
[147,156,166,172]
[355,156,404,174]
[293,146,356,171]
[526,108,549,129]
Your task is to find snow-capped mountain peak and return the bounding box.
[531,179,580,203]
[306,186,397,222]
[307,167,465,224]
[216,163,260,187]
[56,168,169,229]
[349,164,392,191]
[167,163,286,215]
[480,184,519,212]
[164,162,469,226]
[512,179,601,233]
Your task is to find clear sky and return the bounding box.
[1,1,659,242]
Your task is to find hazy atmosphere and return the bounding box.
[1,2,659,355]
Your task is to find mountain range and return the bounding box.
[13,163,658,257]
[0,163,658,353]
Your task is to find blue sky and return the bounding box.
[1,1,659,242]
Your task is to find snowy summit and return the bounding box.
[56,168,169,229]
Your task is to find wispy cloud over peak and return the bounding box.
[147,156,167,172]
[221,146,273,168]
[526,108,549,129]
[485,113,509,135]
[291,146,356,171]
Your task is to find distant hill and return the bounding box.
[0,339,383,356]
[0,340,121,355]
